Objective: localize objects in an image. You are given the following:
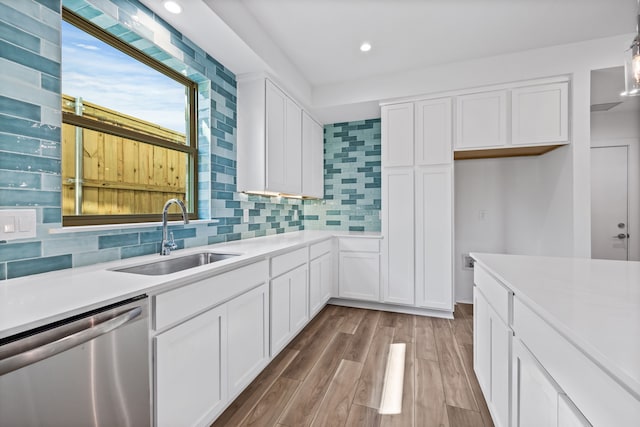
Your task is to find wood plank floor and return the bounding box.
[212,304,493,427]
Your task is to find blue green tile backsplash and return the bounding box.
[0,0,380,280]
[304,120,381,232]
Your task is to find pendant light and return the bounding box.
[622,0,640,96]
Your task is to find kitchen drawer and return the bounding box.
[474,265,512,325]
[271,247,307,278]
[512,297,640,426]
[309,239,333,260]
[338,237,380,253]
[154,260,268,331]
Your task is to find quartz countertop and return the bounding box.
[0,230,381,339]
[471,253,640,400]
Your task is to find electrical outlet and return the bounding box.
[462,254,475,270]
[293,210,299,220]
[243,208,249,223]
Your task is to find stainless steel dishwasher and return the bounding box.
[0,295,151,427]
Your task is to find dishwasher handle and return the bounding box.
[0,306,142,376]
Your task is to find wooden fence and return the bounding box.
[61,94,188,216]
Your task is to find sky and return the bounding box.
[61,21,187,134]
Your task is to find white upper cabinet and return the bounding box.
[302,111,324,198]
[454,78,570,154]
[382,102,414,167]
[415,98,452,165]
[511,82,568,145]
[456,90,508,150]
[266,81,301,194]
[238,76,320,197]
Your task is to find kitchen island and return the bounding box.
[471,253,640,427]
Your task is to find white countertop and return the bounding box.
[471,253,640,400]
[0,230,381,339]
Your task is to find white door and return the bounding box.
[591,146,628,260]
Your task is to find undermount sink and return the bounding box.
[113,252,241,276]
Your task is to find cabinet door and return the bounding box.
[491,303,513,427]
[155,305,227,427]
[266,80,287,192]
[382,168,415,305]
[309,253,332,315]
[309,256,323,316]
[227,283,269,399]
[339,252,380,301]
[382,103,414,167]
[284,97,302,194]
[415,165,452,310]
[302,112,324,198]
[456,90,507,149]
[270,273,291,356]
[415,97,452,165]
[512,338,560,427]
[512,82,568,145]
[319,252,333,305]
[289,264,309,333]
[474,289,491,397]
[558,394,592,427]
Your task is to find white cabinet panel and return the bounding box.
[339,252,380,301]
[310,252,333,315]
[270,274,290,356]
[382,168,415,305]
[226,283,269,399]
[415,98,452,165]
[302,111,324,198]
[512,82,568,145]
[265,80,287,193]
[290,264,309,332]
[512,338,560,427]
[382,103,414,167]
[558,394,592,427]
[456,90,507,149]
[415,165,452,310]
[284,96,302,194]
[155,305,227,427]
[270,264,309,356]
[474,289,491,397]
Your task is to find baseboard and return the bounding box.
[328,298,454,319]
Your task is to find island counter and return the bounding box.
[471,253,640,427]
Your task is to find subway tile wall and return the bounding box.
[304,119,381,232]
[0,0,303,280]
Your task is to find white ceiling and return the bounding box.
[141,0,637,121]
[230,0,636,86]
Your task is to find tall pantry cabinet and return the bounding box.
[381,98,453,311]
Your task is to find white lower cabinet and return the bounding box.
[512,337,562,427]
[558,394,592,427]
[226,284,269,399]
[339,252,380,301]
[155,304,227,427]
[309,252,333,315]
[473,287,512,427]
[270,263,309,356]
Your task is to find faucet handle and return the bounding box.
[168,232,177,249]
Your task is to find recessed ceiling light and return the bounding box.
[360,42,372,52]
[164,1,182,14]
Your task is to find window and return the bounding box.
[61,8,197,226]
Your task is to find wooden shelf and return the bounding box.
[454,144,566,160]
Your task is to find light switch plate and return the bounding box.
[0,209,36,241]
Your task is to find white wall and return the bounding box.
[454,145,576,302]
[591,109,640,261]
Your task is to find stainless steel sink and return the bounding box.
[113,252,241,275]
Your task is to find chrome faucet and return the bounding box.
[161,198,189,255]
